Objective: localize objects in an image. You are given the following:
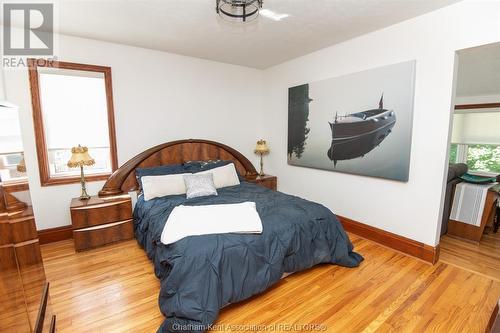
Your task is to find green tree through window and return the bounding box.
[466,144,500,173]
[449,143,458,164]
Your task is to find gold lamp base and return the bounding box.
[259,154,265,176]
[79,190,90,201]
[254,139,269,177]
[79,165,91,201]
[67,145,95,200]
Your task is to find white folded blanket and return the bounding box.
[161,202,263,245]
[450,182,496,226]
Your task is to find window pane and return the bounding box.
[37,68,112,177]
[466,144,500,173]
[451,112,500,145]
[449,144,458,164]
[48,147,111,177]
[0,104,23,153]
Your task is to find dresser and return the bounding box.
[0,184,55,333]
[70,195,134,251]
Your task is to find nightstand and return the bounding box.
[247,175,277,191]
[70,195,133,251]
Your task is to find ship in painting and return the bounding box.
[327,94,396,166]
[328,94,396,142]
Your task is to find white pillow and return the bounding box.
[141,173,190,201]
[197,163,240,189]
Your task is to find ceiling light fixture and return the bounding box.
[216,0,263,23]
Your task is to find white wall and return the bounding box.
[262,1,500,246]
[3,34,264,230]
[3,1,499,245]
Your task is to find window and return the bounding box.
[449,143,458,164]
[449,143,500,175]
[466,144,500,174]
[0,102,27,183]
[450,109,500,175]
[29,59,118,186]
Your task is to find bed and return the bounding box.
[99,139,363,333]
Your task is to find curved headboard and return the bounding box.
[98,139,258,197]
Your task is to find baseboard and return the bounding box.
[37,217,440,262]
[38,225,73,245]
[337,215,440,264]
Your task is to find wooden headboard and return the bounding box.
[98,139,258,197]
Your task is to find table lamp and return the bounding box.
[16,154,26,173]
[67,145,95,200]
[254,139,270,176]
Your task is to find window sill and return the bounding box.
[41,173,111,187]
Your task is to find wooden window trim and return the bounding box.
[455,102,500,110]
[28,59,118,187]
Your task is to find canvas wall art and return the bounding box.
[288,61,416,182]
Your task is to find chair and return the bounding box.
[440,163,468,235]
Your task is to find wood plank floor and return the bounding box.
[41,234,500,333]
[440,232,500,282]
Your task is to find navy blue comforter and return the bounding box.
[134,182,363,333]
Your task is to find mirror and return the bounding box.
[0,102,53,332]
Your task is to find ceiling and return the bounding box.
[7,0,460,69]
[456,42,500,97]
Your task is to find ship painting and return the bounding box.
[329,94,395,142]
[287,60,415,182]
[327,94,396,165]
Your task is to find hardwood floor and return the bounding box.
[41,234,500,333]
[440,233,500,282]
[41,240,163,332]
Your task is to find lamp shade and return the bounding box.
[67,145,95,168]
[254,139,270,155]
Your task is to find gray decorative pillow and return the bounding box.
[183,173,218,199]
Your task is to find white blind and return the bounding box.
[39,71,110,149]
[0,103,23,154]
[451,111,500,145]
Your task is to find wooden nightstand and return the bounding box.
[70,195,133,251]
[247,175,277,191]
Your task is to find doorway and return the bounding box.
[439,42,500,281]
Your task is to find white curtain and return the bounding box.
[39,71,110,150]
[0,103,23,154]
[451,110,500,145]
